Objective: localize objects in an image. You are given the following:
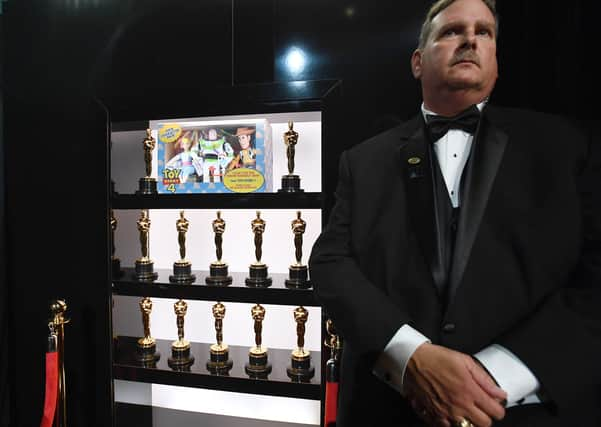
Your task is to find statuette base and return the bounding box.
[245,352,272,378]
[278,174,304,193]
[285,264,310,289]
[136,177,157,195]
[245,263,272,288]
[287,353,314,382]
[111,257,124,279]
[205,262,233,286]
[135,342,160,363]
[209,345,230,362]
[206,359,233,375]
[169,261,196,283]
[168,346,194,370]
[135,259,158,281]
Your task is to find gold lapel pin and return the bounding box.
[407,157,421,165]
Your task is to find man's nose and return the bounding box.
[460,30,477,49]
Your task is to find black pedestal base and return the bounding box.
[205,263,233,286]
[278,174,304,193]
[245,353,272,378]
[287,356,315,382]
[135,345,160,364]
[207,351,233,375]
[135,260,158,281]
[136,177,157,195]
[245,264,272,287]
[168,347,194,370]
[112,257,124,279]
[169,262,196,283]
[285,264,310,289]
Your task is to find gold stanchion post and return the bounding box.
[50,300,69,427]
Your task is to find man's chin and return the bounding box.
[446,75,482,91]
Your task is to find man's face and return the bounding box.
[238,134,251,149]
[412,0,498,100]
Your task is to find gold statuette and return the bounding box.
[285,211,310,289]
[134,210,158,281]
[110,210,124,278]
[245,303,272,377]
[137,128,158,194]
[136,297,160,363]
[324,318,342,365]
[287,305,315,381]
[207,302,233,374]
[137,297,156,348]
[168,299,194,369]
[245,211,272,287]
[278,121,304,193]
[49,300,69,427]
[206,211,233,286]
[170,211,196,283]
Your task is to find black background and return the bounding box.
[1,1,599,426]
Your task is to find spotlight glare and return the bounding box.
[285,48,306,76]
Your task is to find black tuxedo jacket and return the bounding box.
[309,106,601,426]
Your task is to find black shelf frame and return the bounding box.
[104,79,345,427]
[111,192,324,210]
[114,336,321,400]
[113,268,318,306]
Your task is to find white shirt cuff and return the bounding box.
[474,344,541,407]
[372,324,430,394]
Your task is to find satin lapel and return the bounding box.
[399,118,437,285]
[448,116,509,302]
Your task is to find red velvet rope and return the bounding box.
[40,352,58,427]
[324,380,339,427]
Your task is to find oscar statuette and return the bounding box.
[245,304,272,378]
[168,299,194,370]
[137,128,158,195]
[245,211,272,287]
[278,121,304,193]
[110,209,124,279]
[285,211,310,289]
[205,211,233,286]
[134,209,158,281]
[206,302,233,374]
[286,306,315,382]
[136,297,160,365]
[169,211,196,283]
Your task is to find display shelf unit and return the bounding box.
[111,192,324,210]
[112,269,318,306]
[114,336,321,399]
[105,79,344,426]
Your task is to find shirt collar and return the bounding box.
[421,99,488,122]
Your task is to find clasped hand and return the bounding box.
[404,343,507,427]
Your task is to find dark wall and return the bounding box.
[2,1,599,426]
[0,8,9,425]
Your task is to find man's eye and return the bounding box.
[477,28,492,36]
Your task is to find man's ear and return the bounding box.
[411,50,422,79]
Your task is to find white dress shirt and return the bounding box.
[372,102,540,407]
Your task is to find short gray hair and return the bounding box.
[417,0,498,49]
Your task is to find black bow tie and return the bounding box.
[425,105,481,142]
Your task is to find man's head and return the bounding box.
[411,0,498,115]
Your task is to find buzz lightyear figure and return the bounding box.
[197,128,234,183]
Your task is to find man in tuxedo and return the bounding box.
[309,0,601,426]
